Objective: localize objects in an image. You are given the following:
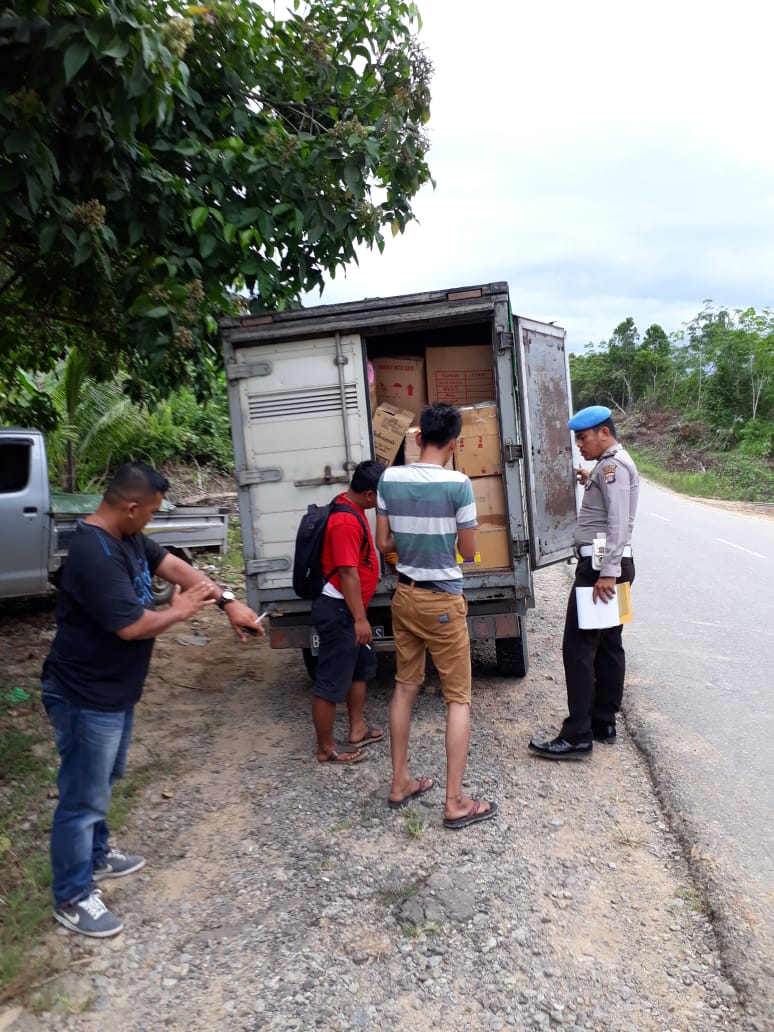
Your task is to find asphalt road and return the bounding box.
[624,479,774,1018]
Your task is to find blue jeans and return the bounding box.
[42,681,134,907]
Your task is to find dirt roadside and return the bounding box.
[0,561,762,1031]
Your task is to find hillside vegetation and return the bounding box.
[572,306,774,504]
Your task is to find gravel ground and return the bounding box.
[0,564,759,1032]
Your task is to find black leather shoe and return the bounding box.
[528,736,593,759]
[592,721,617,743]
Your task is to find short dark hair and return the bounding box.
[596,416,617,437]
[351,459,385,493]
[104,462,169,505]
[419,403,462,447]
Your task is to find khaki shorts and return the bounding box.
[392,583,471,705]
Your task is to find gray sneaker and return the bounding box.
[93,847,145,881]
[54,888,123,938]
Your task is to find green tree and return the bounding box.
[607,316,639,410]
[42,347,147,491]
[633,323,672,402]
[0,0,432,422]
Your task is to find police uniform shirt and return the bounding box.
[574,445,639,578]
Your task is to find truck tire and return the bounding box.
[495,617,529,677]
[151,576,174,607]
[302,648,318,680]
[151,546,191,606]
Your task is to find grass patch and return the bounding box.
[378,880,419,906]
[402,808,425,840]
[612,825,647,849]
[629,446,774,504]
[209,515,249,588]
[107,749,179,833]
[400,919,442,939]
[329,819,353,834]
[0,691,58,1003]
[674,884,704,912]
[0,687,176,1002]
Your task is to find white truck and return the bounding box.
[220,281,577,677]
[0,428,230,604]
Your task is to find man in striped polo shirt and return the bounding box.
[376,403,498,830]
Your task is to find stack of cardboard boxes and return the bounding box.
[370,345,510,572]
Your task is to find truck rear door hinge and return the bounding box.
[227,360,273,381]
[497,330,515,352]
[294,464,349,488]
[246,557,291,576]
[503,439,523,462]
[238,468,282,486]
[511,538,530,558]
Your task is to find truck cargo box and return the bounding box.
[220,282,577,677]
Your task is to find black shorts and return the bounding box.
[311,595,377,703]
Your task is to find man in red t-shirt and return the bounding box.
[312,460,386,764]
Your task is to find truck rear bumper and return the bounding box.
[268,610,522,652]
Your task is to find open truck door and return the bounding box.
[513,317,577,570]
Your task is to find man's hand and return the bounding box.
[593,576,617,604]
[575,466,590,486]
[169,581,216,619]
[384,551,399,566]
[353,616,373,645]
[223,599,266,642]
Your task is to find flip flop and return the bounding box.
[348,725,385,749]
[318,748,366,765]
[387,777,434,809]
[442,799,498,830]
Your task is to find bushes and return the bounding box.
[41,363,235,491]
[132,382,234,473]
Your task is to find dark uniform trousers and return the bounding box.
[560,556,635,744]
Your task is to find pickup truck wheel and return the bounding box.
[302,648,317,680]
[151,576,174,607]
[495,617,529,677]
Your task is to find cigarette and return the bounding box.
[254,611,270,624]
[365,643,372,651]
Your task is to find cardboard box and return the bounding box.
[459,475,511,572]
[404,426,454,469]
[472,475,507,520]
[425,345,495,407]
[372,402,415,467]
[372,356,427,420]
[455,402,502,477]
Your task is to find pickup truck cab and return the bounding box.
[0,429,230,602]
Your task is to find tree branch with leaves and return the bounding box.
[0,0,433,424]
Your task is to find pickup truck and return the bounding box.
[220,281,577,677]
[0,429,230,604]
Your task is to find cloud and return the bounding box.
[308,0,774,352]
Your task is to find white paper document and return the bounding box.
[576,583,632,629]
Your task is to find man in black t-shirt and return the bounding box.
[42,462,262,938]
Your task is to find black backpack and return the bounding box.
[292,498,371,600]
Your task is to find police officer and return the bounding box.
[529,405,639,758]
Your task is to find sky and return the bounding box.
[307,0,774,353]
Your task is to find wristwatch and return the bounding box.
[216,589,236,610]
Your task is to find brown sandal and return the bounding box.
[318,748,365,765]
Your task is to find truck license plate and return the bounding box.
[309,626,384,656]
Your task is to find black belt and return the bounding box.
[398,572,437,591]
[576,545,633,559]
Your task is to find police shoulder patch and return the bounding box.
[604,463,617,484]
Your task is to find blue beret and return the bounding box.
[567,405,612,431]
